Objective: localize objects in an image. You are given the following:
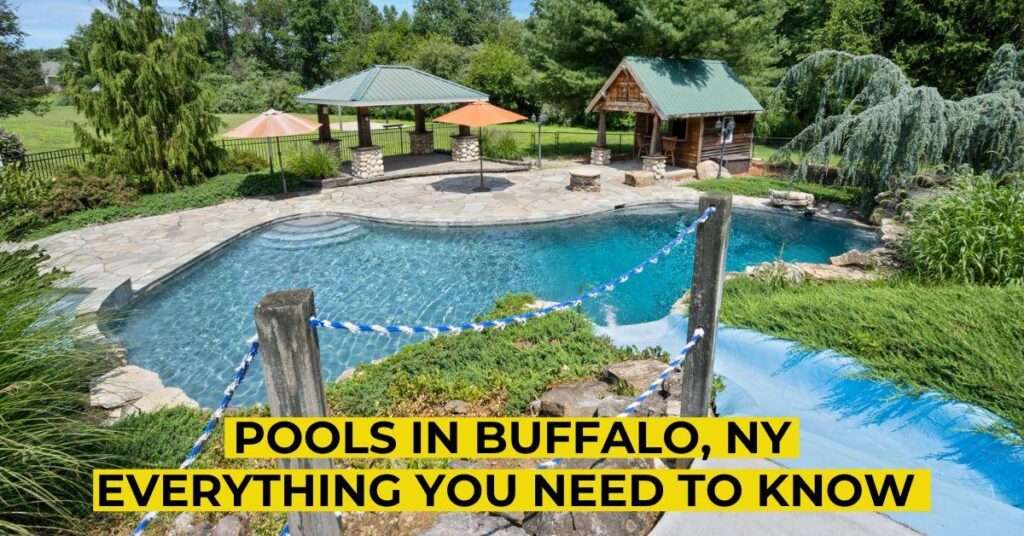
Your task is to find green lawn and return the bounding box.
[722,277,1024,439]
[687,176,864,205]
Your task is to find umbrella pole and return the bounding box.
[474,126,489,192]
[276,137,287,194]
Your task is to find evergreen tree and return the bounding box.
[0,0,47,118]
[771,46,1024,192]
[64,0,223,192]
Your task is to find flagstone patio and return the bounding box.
[20,162,862,314]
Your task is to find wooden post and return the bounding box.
[356,107,373,147]
[254,289,342,536]
[650,114,662,155]
[458,124,471,137]
[596,111,607,147]
[414,105,426,133]
[680,194,732,419]
[316,105,332,142]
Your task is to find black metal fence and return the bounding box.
[22,147,88,178]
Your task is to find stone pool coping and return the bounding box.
[12,165,875,410]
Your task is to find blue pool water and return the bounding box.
[114,205,875,407]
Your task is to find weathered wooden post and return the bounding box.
[680,194,732,419]
[254,289,342,536]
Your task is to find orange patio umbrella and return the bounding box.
[434,102,527,192]
[223,109,320,193]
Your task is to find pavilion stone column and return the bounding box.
[350,145,384,179]
[591,111,611,165]
[409,104,434,155]
[451,135,480,162]
[642,154,667,180]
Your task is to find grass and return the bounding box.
[326,293,667,417]
[23,171,301,240]
[721,277,1024,439]
[687,176,864,205]
[0,248,120,535]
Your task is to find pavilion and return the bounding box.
[297,65,490,180]
[586,57,763,178]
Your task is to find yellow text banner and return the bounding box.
[223,417,799,459]
[93,468,930,513]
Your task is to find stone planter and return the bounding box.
[350,145,384,179]
[641,154,667,179]
[568,166,602,192]
[408,131,434,155]
[451,135,479,162]
[590,145,611,166]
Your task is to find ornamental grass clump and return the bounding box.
[902,174,1024,285]
[0,248,119,534]
[286,145,339,181]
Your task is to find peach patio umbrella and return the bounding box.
[223,109,320,193]
[434,102,527,192]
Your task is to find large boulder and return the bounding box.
[420,513,527,536]
[522,457,661,536]
[769,189,815,208]
[745,261,806,285]
[829,249,877,268]
[623,171,656,187]
[535,380,611,417]
[696,160,730,180]
[602,360,667,393]
[90,365,162,409]
[211,515,248,536]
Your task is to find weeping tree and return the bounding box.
[64,0,223,192]
[770,45,1024,193]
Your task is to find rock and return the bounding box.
[523,458,660,535]
[336,367,356,382]
[829,249,877,268]
[131,386,199,414]
[745,261,806,284]
[420,513,527,536]
[795,263,883,282]
[602,360,667,393]
[696,160,730,180]
[869,247,902,268]
[443,400,471,415]
[167,512,212,536]
[624,171,656,187]
[537,380,611,417]
[769,189,815,208]
[880,218,907,243]
[525,399,542,416]
[868,207,893,226]
[90,365,162,409]
[593,395,632,417]
[211,515,247,536]
[527,299,558,310]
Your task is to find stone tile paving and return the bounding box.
[15,162,835,308]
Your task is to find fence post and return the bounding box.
[680,194,732,421]
[254,289,342,536]
[555,132,560,156]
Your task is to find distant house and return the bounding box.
[40,61,62,89]
[586,57,763,174]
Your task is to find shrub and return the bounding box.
[481,129,523,160]
[221,150,268,174]
[902,174,1024,285]
[286,145,339,180]
[0,167,51,240]
[39,166,138,219]
[0,248,119,534]
[0,128,27,167]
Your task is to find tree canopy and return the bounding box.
[772,45,1024,191]
[0,0,47,118]
[63,0,223,191]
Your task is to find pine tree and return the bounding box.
[0,0,47,118]
[63,0,223,192]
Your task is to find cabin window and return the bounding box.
[660,118,688,141]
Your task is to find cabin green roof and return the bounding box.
[593,57,763,118]
[297,65,488,107]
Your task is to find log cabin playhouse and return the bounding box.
[586,57,763,176]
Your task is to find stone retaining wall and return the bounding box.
[408,131,434,155]
[642,155,667,180]
[590,146,611,166]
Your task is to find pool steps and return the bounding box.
[255,217,367,250]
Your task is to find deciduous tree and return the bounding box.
[0,0,47,118]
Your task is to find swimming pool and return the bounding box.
[112,205,876,407]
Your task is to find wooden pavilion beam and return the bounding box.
[356,107,373,147]
[316,105,332,142]
[596,111,607,147]
[414,105,427,133]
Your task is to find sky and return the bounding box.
[11,0,533,49]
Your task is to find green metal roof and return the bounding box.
[297,65,488,107]
[593,57,763,118]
